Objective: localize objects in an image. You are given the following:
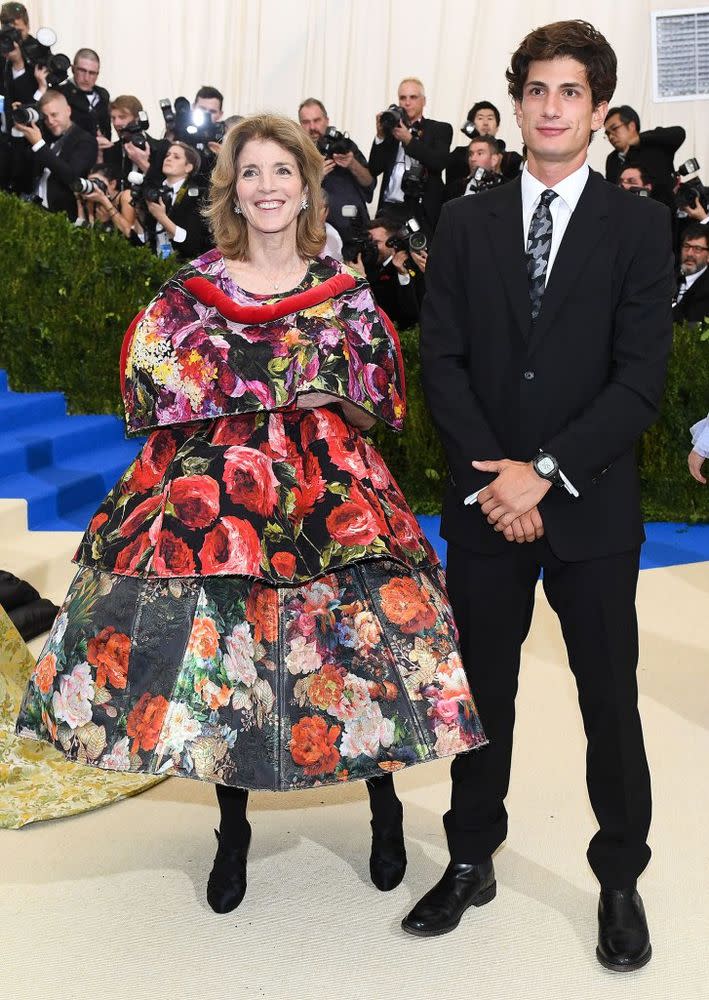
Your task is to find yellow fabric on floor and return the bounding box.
[0,605,161,829]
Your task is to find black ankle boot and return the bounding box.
[370,805,407,891]
[206,825,251,914]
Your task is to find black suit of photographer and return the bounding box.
[146,182,211,261]
[30,121,97,219]
[0,47,40,191]
[322,141,375,242]
[369,116,452,233]
[103,135,170,188]
[365,257,423,329]
[60,80,111,140]
[605,126,685,209]
[673,265,709,324]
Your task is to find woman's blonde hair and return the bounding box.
[205,113,325,261]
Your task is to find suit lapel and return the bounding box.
[485,178,531,342]
[527,170,609,355]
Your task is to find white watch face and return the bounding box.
[537,456,555,476]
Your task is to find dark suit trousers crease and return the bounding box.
[444,539,651,887]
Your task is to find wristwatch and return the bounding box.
[532,451,562,487]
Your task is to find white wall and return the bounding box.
[31,0,707,181]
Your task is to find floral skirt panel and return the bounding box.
[74,406,436,585]
[15,560,487,790]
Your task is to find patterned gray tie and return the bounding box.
[526,188,558,320]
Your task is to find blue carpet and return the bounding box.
[1,371,707,566]
[416,516,709,571]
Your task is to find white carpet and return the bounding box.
[2,538,708,1000]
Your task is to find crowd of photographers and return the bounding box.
[1,2,707,327]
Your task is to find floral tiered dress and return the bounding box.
[15,250,486,790]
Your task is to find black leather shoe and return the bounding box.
[596,888,652,971]
[401,859,496,936]
[206,826,251,914]
[370,810,407,891]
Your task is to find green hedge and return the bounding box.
[1,192,707,521]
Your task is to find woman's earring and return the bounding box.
[301,198,308,211]
[233,202,242,215]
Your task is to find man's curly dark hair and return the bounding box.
[506,20,617,108]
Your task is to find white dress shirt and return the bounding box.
[690,413,709,457]
[521,161,590,285]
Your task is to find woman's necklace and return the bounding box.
[264,261,306,291]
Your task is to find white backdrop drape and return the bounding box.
[30,0,707,184]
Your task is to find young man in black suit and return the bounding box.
[403,21,674,972]
[368,77,452,234]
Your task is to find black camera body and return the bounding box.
[0,21,21,55]
[316,126,353,159]
[119,111,150,150]
[385,217,427,254]
[0,24,70,86]
[162,97,225,150]
[401,160,427,198]
[460,119,476,139]
[466,167,505,195]
[674,159,707,215]
[380,104,406,134]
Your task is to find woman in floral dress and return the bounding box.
[15,114,486,914]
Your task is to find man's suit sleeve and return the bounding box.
[543,204,674,491]
[407,121,453,173]
[33,130,98,188]
[420,203,506,499]
[639,125,686,155]
[352,143,376,200]
[169,196,211,260]
[368,136,396,178]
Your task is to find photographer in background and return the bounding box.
[604,105,685,209]
[14,88,96,219]
[298,97,375,245]
[0,2,42,191]
[363,216,424,328]
[446,100,522,193]
[139,140,210,260]
[618,164,653,195]
[99,95,168,187]
[445,134,505,201]
[369,77,452,236]
[673,223,709,325]
[74,162,137,238]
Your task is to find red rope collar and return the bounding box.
[183,272,357,324]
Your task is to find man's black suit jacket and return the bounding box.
[63,83,111,140]
[31,124,98,219]
[420,169,674,561]
[673,266,709,324]
[605,126,685,209]
[165,185,211,260]
[368,117,452,230]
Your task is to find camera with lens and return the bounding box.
[385,217,427,254]
[127,170,171,207]
[674,159,707,216]
[466,166,505,194]
[316,126,353,159]
[342,222,380,271]
[2,25,71,86]
[460,119,476,139]
[0,20,21,55]
[10,104,40,126]
[401,160,428,198]
[71,176,109,197]
[162,97,225,150]
[380,104,406,134]
[119,111,150,150]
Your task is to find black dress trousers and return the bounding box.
[444,537,652,888]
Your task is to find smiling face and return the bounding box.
[514,56,607,173]
[234,138,306,237]
[42,95,73,136]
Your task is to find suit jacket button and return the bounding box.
[523,370,535,380]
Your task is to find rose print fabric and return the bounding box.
[75,406,434,584]
[16,562,486,789]
[15,250,487,789]
[122,250,406,436]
